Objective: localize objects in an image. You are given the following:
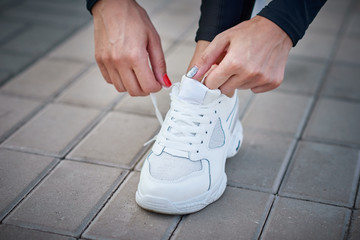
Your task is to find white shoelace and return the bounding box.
[146,92,214,153]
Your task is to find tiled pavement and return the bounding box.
[0,0,359,239]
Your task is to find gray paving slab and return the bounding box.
[0,94,42,141]
[2,3,89,28]
[0,25,71,56]
[0,71,11,85]
[356,190,360,209]
[55,65,120,109]
[1,59,87,100]
[261,197,350,240]
[279,57,326,95]
[307,10,343,34]
[0,224,75,240]
[152,12,197,41]
[173,187,273,240]
[289,31,336,60]
[48,24,94,62]
[304,98,360,146]
[280,141,360,207]
[166,44,196,76]
[226,130,294,193]
[243,91,311,137]
[83,171,178,240]
[4,160,125,237]
[0,20,25,43]
[0,52,33,74]
[346,12,360,36]
[335,36,360,65]
[321,62,360,101]
[68,112,158,168]
[0,149,57,220]
[115,88,171,117]
[2,104,100,157]
[349,210,360,240]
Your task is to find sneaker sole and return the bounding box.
[136,120,243,215]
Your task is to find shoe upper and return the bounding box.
[138,75,239,202]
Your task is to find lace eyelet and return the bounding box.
[201,141,203,144]
[214,110,217,114]
[209,121,212,124]
[218,101,221,104]
[196,150,199,153]
[205,131,208,134]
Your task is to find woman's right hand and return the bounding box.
[92,0,171,96]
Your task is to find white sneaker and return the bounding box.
[136,75,243,214]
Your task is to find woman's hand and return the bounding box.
[93,0,171,96]
[191,16,293,96]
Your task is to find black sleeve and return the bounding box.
[86,0,98,14]
[195,0,255,42]
[257,0,327,46]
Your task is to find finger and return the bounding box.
[218,75,239,96]
[109,67,126,92]
[148,33,170,87]
[251,82,278,93]
[190,34,230,80]
[133,54,162,94]
[119,68,147,96]
[97,61,112,84]
[203,55,235,90]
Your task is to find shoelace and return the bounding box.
[146,92,213,153]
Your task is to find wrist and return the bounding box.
[253,15,293,50]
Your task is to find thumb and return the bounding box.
[187,35,229,80]
[148,34,171,87]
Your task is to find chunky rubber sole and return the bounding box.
[136,120,243,215]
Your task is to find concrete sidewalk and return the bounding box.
[0,0,359,239]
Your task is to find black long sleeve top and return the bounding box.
[86,0,326,46]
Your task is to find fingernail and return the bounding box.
[186,66,198,78]
[163,74,172,87]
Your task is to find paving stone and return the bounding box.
[0,52,33,73]
[356,190,360,209]
[290,31,336,60]
[0,149,57,220]
[335,36,360,65]
[0,20,25,43]
[56,65,119,109]
[48,24,94,62]
[321,63,360,101]
[166,44,196,76]
[0,94,42,141]
[226,130,294,193]
[4,160,125,237]
[1,59,87,100]
[261,197,349,240]
[2,3,89,28]
[279,57,326,95]
[346,12,360,36]
[280,141,360,207]
[68,112,158,168]
[243,91,311,136]
[173,187,272,240]
[0,70,11,85]
[2,104,99,157]
[1,25,71,56]
[307,10,343,34]
[0,224,74,240]
[304,98,360,146]
[152,12,196,41]
[83,171,178,240]
[349,210,360,240]
[115,87,171,117]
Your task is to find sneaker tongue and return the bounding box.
[178,75,221,105]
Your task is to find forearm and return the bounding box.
[257,0,327,46]
[195,0,255,42]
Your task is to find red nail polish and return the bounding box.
[163,74,172,87]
